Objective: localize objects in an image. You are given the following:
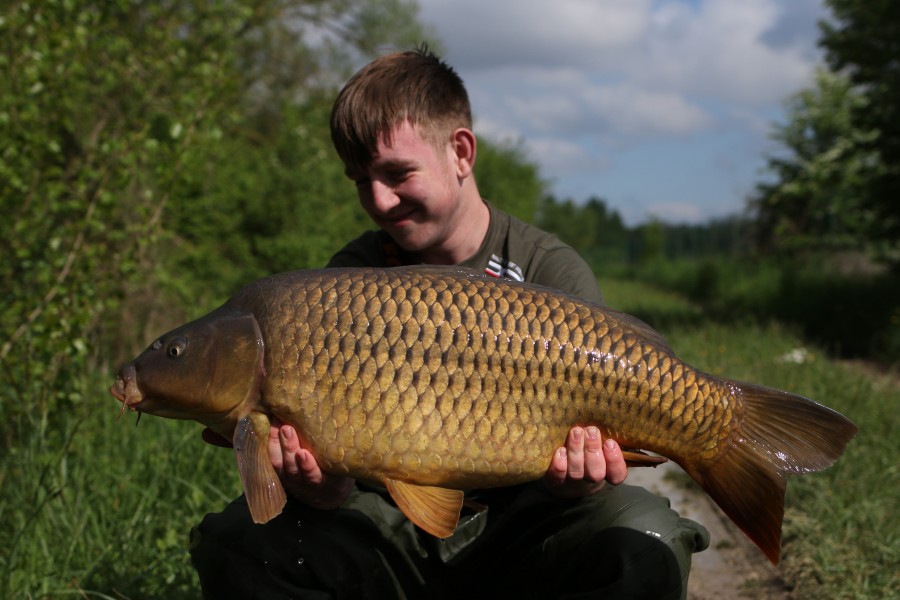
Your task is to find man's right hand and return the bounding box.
[268,421,355,509]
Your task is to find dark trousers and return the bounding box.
[190,483,709,600]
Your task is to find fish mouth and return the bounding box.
[110,364,144,415]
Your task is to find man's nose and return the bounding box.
[368,179,400,213]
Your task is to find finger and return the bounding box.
[268,423,285,470]
[602,438,628,485]
[296,450,324,485]
[545,447,568,485]
[279,424,301,453]
[279,426,303,477]
[566,427,585,480]
[582,426,608,482]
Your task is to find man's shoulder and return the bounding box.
[503,210,568,249]
[478,204,603,303]
[488,204,579,265]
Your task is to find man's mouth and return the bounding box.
[380,207,418,226]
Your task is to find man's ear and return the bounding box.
[450,128,477,178]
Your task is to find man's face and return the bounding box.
[345,120,463,257]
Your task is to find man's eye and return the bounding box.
[387,171,410,183]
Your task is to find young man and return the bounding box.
[190,48,708,599]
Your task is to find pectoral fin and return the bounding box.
[385,478,464,538]
[622,449,668,468]
[233,413,287,524]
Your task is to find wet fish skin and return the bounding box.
[110,266,858,564]
[241,268,727,486]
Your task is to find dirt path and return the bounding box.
[627,461,791,599]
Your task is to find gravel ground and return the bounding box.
[627,461,792,599]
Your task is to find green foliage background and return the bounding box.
[1,0,898,597]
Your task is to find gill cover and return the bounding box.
[131,307,265,422]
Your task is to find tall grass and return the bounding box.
[603,276,900,600]
[1,377,239,598]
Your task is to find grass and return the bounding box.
[1,388,240,598]
[1,274,896,598]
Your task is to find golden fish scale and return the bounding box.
[233,269,737,488]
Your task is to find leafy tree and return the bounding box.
[750,70,883,252]
[1,0,252,422]
[748,1,900,257]
[820,0,900,245]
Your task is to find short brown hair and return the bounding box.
[330,46,472,174]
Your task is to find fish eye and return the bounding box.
[166,338,187,359]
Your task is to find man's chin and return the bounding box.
[385,228,430,253]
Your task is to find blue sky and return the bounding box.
[415,0,830,225]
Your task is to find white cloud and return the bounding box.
[523,137,609,178]
[414,0,827,222]
[581,84,713,137]
[635,0,817,105]
[421,0,652,68]
[468,69,713,141]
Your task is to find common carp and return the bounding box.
[110,266,857,564]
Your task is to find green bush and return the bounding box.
[622,256,900,363]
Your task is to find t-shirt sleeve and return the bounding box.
[529,245,605,305]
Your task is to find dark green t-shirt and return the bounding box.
[327,202,604,305]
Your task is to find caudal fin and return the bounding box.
[683,382,857,564]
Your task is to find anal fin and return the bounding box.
[385,478,464,538]
[234,413,287,524]
[622,449,668,468]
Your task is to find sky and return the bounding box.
[414,0,830,225]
